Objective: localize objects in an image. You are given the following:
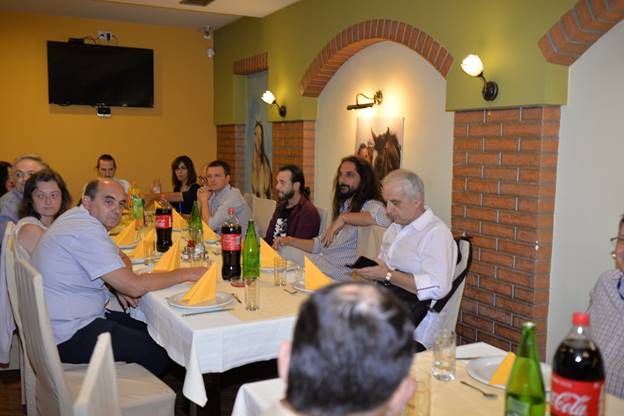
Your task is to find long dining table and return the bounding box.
[129,259,308,412]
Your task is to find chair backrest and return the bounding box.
[355,225,386,259]
[438,238,471,332]
[243,193,254,213]
[316,206,327,236]
[14,255,73,416]
[2,222,19,352]
[73,333,121,416]
[252,196,277,238]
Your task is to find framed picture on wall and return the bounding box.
[355,117,404,181]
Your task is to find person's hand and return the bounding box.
[151,179,161,193]
[185,267,209,282]
[273,236,291,249]
[321,215,345,246]
[197,186,212,206]
[118,293,140,309]
[356,262,391,282]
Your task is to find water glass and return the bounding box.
[432,329,456,382]
[143,240,156,272]
[403,369,430,416]
[244,278,260,311]
[274,257,287,286]
[293,264,304,287]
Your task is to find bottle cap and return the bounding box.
[228,207,236,214]
[572,312,589,326]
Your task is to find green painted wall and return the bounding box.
[214,0,576,124]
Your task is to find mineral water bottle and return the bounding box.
[242,219,259,280]
[505,322,546,416]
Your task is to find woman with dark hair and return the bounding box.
[149,155,199,215]
[15,169,72,258]
[0,161,13,197]
[252,121,272,198]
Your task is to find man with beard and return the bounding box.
[275,156,390,281]
[264,165,320,246]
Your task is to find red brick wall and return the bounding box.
[216,124,245,189]
[452,106,560,358]
[271,121,316,200]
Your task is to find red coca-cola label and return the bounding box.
[155,214,172,229]
[221,233,241,251]
[551,374,604,416]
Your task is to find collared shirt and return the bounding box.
[0,189,22,247]
[378,207,456,301]
[588,269,624,398]
[31,206,125,344]
[207,184,251,233]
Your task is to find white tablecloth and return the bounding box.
[131,269,306,407]
[231,342,624,416]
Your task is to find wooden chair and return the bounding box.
[12,254,176,416]
[73,333,122,416]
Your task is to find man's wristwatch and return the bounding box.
[383,271,393,285]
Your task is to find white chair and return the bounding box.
[12,254,176,416]
[252,195,277,238]
[243,192,254,213]
[414,237,471,349]
[355,225,386,259]
[73,333,122,416]
[316,206,327,236]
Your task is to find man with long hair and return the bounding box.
[275,156,390,281]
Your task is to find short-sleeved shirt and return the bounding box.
[31,206,126,344]
[173,183,200,215]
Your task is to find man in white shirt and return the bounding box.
[358,169,456,350]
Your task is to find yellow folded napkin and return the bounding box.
[261,239,282,268]
[182,264,217,305]
[489,352,516,385]
[112,222,137,246]
[203,221,217,241]
[129,229,155,259]
[153,240,181,271]
[172,209,187,229]
[304,256,333,290]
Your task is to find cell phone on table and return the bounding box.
[346,256,379,269]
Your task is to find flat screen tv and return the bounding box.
[47,41,154,108]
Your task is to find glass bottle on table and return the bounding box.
[242,219,259,310]
[505,321,546,416]
[221,207,242,283]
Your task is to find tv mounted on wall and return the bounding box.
[47,41,154,108]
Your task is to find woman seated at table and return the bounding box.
[148,155,200,215]
[15,169,72,258]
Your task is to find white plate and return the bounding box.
[293,282,313,294]
[466,356,552,391]
[166,291,235,310]
[118,240,139,250]
[204,239,219,245]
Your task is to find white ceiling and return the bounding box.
[0,0,300,30]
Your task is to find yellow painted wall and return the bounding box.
[214,0,577,124]
[0,11,216,200]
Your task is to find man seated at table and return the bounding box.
[197,160,251,234]
[265,164,320,246]
[31,178,206,376]
[357,169,457,351]
[265,282,416,416]
[96,153,130,193]
[0,154,47,247]
[275,155,391,281]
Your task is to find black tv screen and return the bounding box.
[47,41,154,108]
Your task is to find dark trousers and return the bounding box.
[57,310,169,376]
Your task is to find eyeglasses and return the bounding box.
[610,237,624,248]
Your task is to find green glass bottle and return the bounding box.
[242,219,259,280]
[505,322,546,416]
[189,201,203,244]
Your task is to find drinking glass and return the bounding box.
[432,329,456,381]
[274,258,287,286]
[143,239,156,272]
[403,369,430,416]
[244,278,260,311]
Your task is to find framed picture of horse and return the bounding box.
[355,117,404,181]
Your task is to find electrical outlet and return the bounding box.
[97,31,113,41]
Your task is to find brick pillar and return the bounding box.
[216,124,246,189]
[452,106,560,358]
[271,121,316,200]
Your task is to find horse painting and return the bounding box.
[371,127,401,180]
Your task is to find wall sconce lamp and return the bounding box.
[346,90,383,110]
[261,90,287,117]
[460,54,498,101]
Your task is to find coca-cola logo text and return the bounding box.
[551,392,590,416]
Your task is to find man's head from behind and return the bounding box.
[82,178,127,230]
[280,282,416,416]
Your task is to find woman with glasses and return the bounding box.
[15,169,72,258]
[587,215,624,398]
[148,155,199,215]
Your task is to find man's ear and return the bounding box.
[277,341,292,383]
[81,195,92,209]
[385,376,416,416]
[293,182,301,193]
[225,174,231,184]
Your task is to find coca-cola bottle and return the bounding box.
[155,194,173,253]
[221,207,241,282]
[551,312,605,416]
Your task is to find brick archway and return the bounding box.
[300,19,454,97]
[539,0,623,65]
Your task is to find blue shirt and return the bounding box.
[31,206,125,344]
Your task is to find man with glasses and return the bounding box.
[0,154,48,245]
